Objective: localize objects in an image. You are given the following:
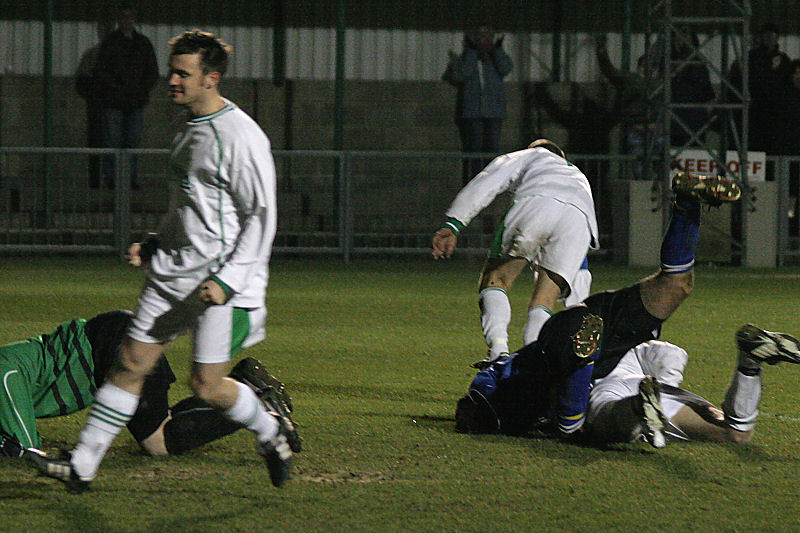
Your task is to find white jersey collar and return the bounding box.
[187,99,236,124]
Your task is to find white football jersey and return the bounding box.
[445,147,598,247]
[148,100,277,307]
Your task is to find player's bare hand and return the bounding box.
[199,279,227,305]
[125,242,144,268]
[432,227,457,259]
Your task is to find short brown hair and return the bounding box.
[169,30,232,75]
[528,139,566,159]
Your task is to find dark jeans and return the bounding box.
[86,102,104,188]
[101,107,143,189]
[457,117,503,184]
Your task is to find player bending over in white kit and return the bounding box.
[432,139,598,368]
[454,171,743,442]
[29,30,291,492]
[586,325,800,447]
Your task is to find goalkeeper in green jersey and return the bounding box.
[0,310,299,459]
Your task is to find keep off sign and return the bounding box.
[672,149,766,181]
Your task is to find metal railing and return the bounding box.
[0,147,625,259]
[7,146,796,264]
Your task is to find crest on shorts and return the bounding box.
[571,313,603,359]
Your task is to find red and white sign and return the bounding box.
[671,149,766,181]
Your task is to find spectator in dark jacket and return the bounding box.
[94,3,159,189]
[595,35,661,179]
[75,21,113,188]
[783,60,800,156]
[729,23,792,153]
[443,27,513,184]
[534,83,617,156]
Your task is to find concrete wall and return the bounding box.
[0,75,534,153]
[0,75,540,249]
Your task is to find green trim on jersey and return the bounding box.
[211,276,234,301]
[445,217,464,234]
[186,101,236,124]
[208,120,227,267]
[230,308,251,358]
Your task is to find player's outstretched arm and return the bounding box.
[432,227,457,259]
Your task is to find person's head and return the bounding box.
[758,23,779,49]
[636,54,648,76]
[167,30,232,111]
[468,26,495,53]
[670,28,699,60]
[116,2,136,34]
[528,138,566,159]
[96,20,114,41]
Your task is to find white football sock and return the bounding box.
[224,381,279,444]
[523,305,552,345]
[71,383,139,480]
[721,366,762,432]
[479,287,511,358]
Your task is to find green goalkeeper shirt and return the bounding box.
[0,319,96,447]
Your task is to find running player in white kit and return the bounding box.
[432,139,598,367]
[29,30,292,492]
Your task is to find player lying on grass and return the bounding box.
[583,326,800,447]
[459,314,800,446]
[455,171,743,444]
[432,139,599,368]
[0,310,300,460]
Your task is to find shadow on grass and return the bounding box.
[0,479,57,499]
[143,505,277,533]
[2,494,114,532]
[405,413,793,483]
[294,381,453,404]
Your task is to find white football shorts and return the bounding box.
[587,340,689,424]
[497,196,592,297]
[128,282,267,364]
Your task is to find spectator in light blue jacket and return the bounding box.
[444,27,513,184]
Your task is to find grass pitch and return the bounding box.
[2,257,800,532]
